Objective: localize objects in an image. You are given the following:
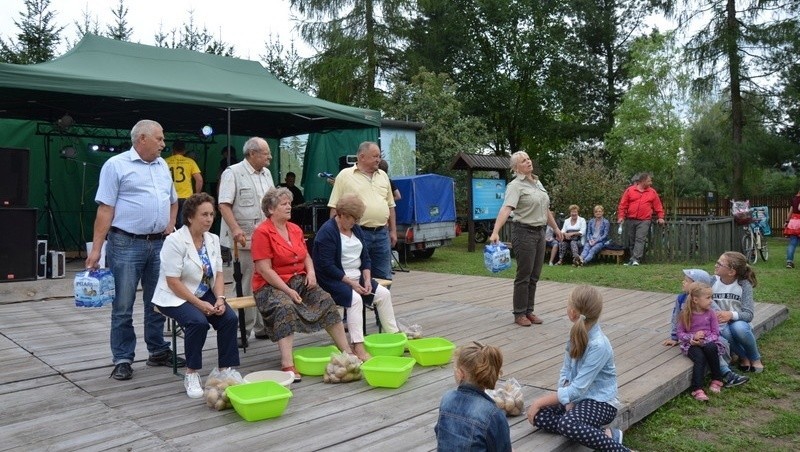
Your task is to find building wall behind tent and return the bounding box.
[0,118,281,252]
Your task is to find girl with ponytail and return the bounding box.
[435,342,511,451]
[527,285,628,451]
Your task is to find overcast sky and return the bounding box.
[0,0,311,61]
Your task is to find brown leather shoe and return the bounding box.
[515,315,532,327]
[526,314,543,324]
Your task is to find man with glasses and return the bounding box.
[218,137,275,342]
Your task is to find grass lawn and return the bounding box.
[401,235,799,451]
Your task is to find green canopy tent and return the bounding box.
[0,34,380,251]
[0,34,379,136]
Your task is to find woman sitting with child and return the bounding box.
[712,251,764,373]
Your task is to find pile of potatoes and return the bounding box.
[204,369,243,411]
[323,352,362,383]
[487,378,524,416]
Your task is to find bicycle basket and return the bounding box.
[750,206,771,236]
[731,200,752,225]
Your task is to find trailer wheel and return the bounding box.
[412,248,435,259]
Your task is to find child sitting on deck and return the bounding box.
[676,282,726,401]
[663,269,749,387]
[435,342,511,452]
[527,285,628,451]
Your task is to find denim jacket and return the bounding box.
[435,383,512,452]
[557,324,619,406]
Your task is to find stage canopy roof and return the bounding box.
[0,34,380,138]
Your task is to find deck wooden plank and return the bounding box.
[0,266,788,451]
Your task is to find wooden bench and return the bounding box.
[229,278,393,352]
[158,278,396,367]
[598,248,625,264]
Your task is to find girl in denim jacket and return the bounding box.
[527,285,628,451]
[435,342,511,452]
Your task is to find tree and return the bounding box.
[0,0,64,64]
[290,0,412,109]
[399,0,650,163]
[106,0,133,41]
[661,0,800,198]
[605,31,689,204]
[548,145,628,220]
[153,11,234,56]
[383,70,489,175]
[261,35,310,92]
[72,6,100,43]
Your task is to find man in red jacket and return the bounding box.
[617,172,665,265]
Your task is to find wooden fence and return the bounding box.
[496,195,791,264]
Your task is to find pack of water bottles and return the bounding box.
[484,243,512,273]
[74,268,115,307]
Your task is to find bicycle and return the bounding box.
[734,205,770,264]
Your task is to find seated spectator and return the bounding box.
[577,205,610,266]
[557,205,586,265]
[545,224,559,266]
[251,187,354,382]
[313,194,401,361]
[152,193,240,399]
[278,171,305,206]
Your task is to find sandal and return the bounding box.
[282,366,302,383]
[709,380,723,394]
[691,389,709,401]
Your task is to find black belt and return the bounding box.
[513,223,545,231]
[361,225,385,232]
[110,226,164,240]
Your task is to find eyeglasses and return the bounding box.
[714,261,730,269]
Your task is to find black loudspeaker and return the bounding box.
[338,154,357,171]
[0,147,30,207]
[0,208,37,282]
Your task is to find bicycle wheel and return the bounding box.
[758,234,769,262]
[741,233,756,264]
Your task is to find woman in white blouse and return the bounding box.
[557,204,587,265]
[153,193,239,399]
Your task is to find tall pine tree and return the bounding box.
[0,0,64,64]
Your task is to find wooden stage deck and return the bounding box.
[0,266,788,451]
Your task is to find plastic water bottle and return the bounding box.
[74,268,115,307]
[617,224,623,235]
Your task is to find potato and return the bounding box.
[214,398,227,411]
[334,367,347,379]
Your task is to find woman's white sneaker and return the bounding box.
[184,372,204,399]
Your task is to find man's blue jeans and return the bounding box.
[360,227,392,280]
[107,231,169,365]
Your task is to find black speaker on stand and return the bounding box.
[0,208,38,282]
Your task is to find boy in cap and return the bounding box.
[663,268,749,387]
